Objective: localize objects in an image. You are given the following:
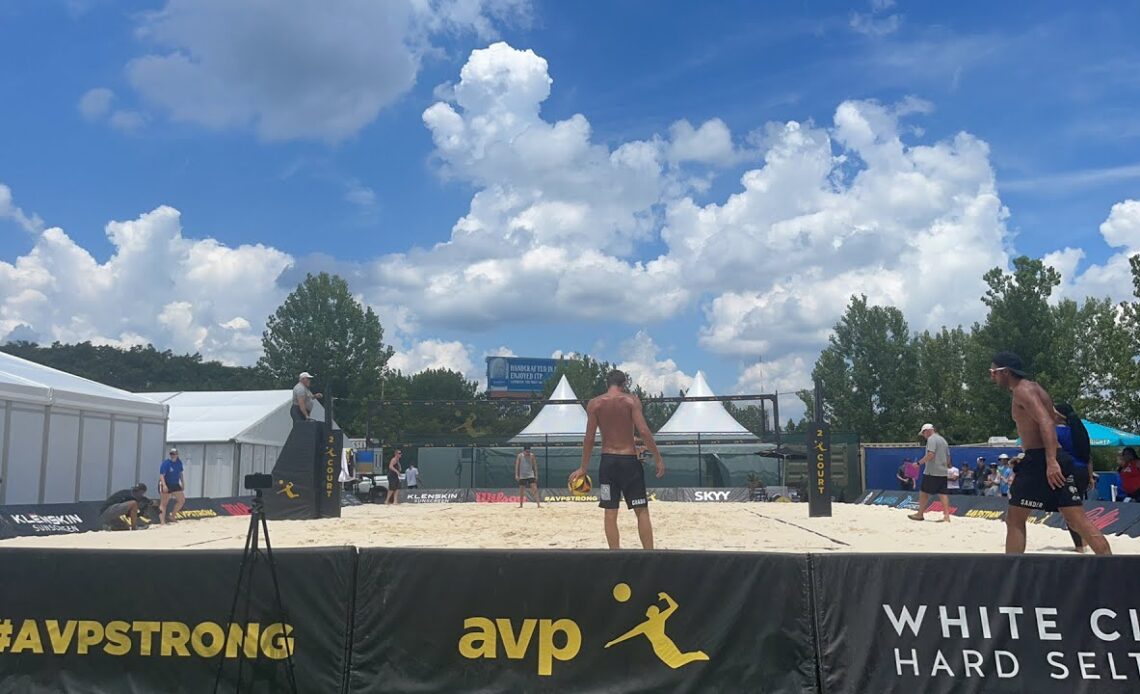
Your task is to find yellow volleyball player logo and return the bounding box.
[604,583,709,669]
[277,480,299,499]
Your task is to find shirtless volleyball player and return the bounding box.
[989,351,1110,555]
[570,370,665,549]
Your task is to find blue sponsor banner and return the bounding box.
[486,357,559,393]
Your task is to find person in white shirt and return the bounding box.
[405,462,422,489]
[947,463,961,494]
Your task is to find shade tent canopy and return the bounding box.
[655,371,757,440]
[0,351,167,419]
[142,390,325,446]
[1015,419,1140,448]
[1083,420,1140,447]
[510,376,595,442]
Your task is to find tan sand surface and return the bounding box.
[2,502,1137,554]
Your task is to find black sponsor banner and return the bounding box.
[352,548,816,693]
[856,489,882,504]
[673,488,750,502]
[814,554,1140,693]
[1039,501,1140,536]
[465,488,757,504]
[953,495,1010,522]
[865,490,918,509]
[0,498,253,539]
[0,547,354,693]
[0,502,100,539]
[399,488,473,504]
[809,423,832,517]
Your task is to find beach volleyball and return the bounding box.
[568,474,593,495]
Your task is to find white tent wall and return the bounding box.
[0,401,167,504]
[43,408,81,503]
[0,352,169,505]
[78,415,113,500]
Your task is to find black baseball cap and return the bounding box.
[991,351,1028,377]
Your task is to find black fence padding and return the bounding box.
[352,548,817,693]
[813,553,1140,694]
[0,547,355,694]
[262,421,323,520]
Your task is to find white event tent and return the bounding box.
[510,376,594,443]
[141,390,326,499]
[0,352,169,504]
[655,371,758,440]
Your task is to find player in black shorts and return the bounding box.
[989,351,1109,555]
[1009,449,1083,511]
[570,370,665,549]
[598,453,649,510]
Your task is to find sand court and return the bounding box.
[4,502,1138,554]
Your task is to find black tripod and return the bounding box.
[213,489,298,694]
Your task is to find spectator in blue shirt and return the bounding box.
[158,448,186,524]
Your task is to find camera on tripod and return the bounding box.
[244,473,273,491]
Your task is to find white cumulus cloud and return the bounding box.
[120,0,527,142]
[1049,199,1140,303]
[616,331,692,395]
[0,184,44,233]
[78,88,114,120]
[0,195,292,365]
[389,339,476,378]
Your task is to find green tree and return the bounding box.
[811,295,917,441]
[0,341,271,392]
[965,257,1062,439]
[259,272,394,434]
[541,355,615,401]
[1109,255,1140,430]
[911,327,973,440]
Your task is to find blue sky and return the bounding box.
[2,0,1139,406]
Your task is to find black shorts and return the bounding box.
[920,474,948,495]
[598,454,647,510]
[1009,449,1082,512]
[518,477,536,486]
[387,472,401,490]
[1072,466,1090,500]
[164,484,183,494]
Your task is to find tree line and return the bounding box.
[812,255,1140,445]
[6,272,775,445]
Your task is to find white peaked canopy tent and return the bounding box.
[510,376,596,443]
[0,352,168,504]
[655,371,757,440]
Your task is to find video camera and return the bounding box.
[244,473,273,491]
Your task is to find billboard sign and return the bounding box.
[486,357,559,395]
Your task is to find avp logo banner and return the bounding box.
[354,548,816,692]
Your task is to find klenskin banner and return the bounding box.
[352,548,817,693]
[814,554,1140,693]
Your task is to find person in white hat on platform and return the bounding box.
[908,423,952,523]
[291,371,323,425]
